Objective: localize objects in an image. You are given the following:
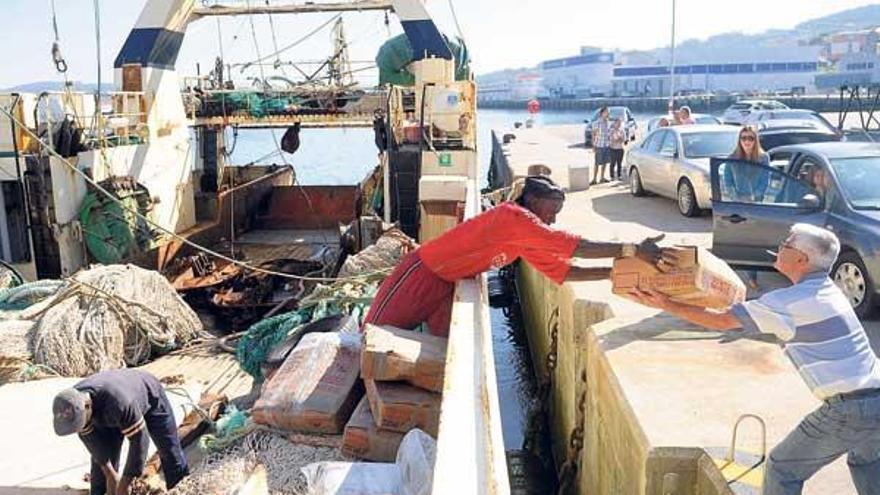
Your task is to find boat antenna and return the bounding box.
[93,0,102,120]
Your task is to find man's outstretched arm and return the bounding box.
[628,289,741,331]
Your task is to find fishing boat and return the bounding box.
[0,1,508,493]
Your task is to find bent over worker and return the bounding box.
[628,223,880,495]
[364,175,664,337]
[53,369,189,495]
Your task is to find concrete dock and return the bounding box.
[491,124,877,494]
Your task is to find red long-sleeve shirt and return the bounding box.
[417,202,580,284]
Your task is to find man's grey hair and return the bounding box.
[788,223,840,272]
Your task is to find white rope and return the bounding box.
[238,13,343,72]
[0,104,391,283]
[447,0,466,43]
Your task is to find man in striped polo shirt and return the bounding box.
[630,223,880,494]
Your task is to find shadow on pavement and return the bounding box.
[590,190,711,234]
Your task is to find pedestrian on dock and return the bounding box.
[52,369,189,495]
[364,175,669,337]
[628,223,880,495]
[609,118,626,181]
[678,106,695,125]
[591,106,612,184]
[727,125,771,289]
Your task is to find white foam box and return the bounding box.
[420,150,477,178]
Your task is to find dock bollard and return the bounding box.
[568,163,590,192]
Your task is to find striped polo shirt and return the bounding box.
[731,271,880,400]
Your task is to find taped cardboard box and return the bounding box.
[365,379,441,436]
[612,246,746,309]
[342,397,406,462]
[253,332,363,434]
[362,324,447,393]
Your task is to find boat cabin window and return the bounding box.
[0,181,29,263]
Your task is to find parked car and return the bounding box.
[742,109,837,131]
[646,113,721,132]
[721,100,789,125]
[626,125,740,217]
[756,119,844,151]
[709,142,880,317]
[583,106,637,146]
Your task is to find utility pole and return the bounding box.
[668,0,676,113]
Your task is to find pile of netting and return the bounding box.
[337,228,416,278]
[236,228,415,380]
[0,264,203,380]
[236,277,380,381]
[168,431,341,495]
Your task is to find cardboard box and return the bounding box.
[365,379,441,436]
[253,332,363,434]
[362,324,447,393]
[611,246,746,309]
[342,397,406,462]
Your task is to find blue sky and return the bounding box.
[0,0,875,89]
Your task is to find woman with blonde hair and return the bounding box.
[729,125,769,166]
[726,125,770,290]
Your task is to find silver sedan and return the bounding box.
[626,125,740,217]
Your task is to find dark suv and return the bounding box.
[710,143,880,317]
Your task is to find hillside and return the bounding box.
[796,4,880,37]
[4,81,108,93]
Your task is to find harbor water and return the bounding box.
[227,108,595,186]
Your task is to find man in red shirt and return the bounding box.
[364,176,664,337]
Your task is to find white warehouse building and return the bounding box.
[611,46,824,97]
[540,48,616,98]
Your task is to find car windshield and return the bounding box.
[681,131,739,158]
[829,157,880,210]
[694,115,718,124]
[729,103,751,111]
[769,110,815,120]
[760,132,839,151]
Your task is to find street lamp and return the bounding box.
[668,0,677,113]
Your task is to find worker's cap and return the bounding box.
[53,388,88,436]
[519,175,565,202]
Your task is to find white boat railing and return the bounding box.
[432,184,510,495]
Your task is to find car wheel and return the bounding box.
[833,251,877,318]
[677,179,700,217]
[630,168,645,197]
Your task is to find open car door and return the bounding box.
[710,157,827,267]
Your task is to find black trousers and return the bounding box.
[89,393,189,495]
[609,148,625,178]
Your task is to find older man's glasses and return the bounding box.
[767,241,805,259]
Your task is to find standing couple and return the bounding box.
[591,106,626,184]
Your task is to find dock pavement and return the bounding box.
[495,122,876,494]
